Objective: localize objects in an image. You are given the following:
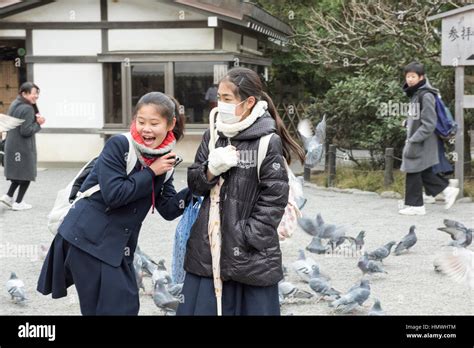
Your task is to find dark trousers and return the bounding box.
[7,180,30,203]
[405,167,449,206]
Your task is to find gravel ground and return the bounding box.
[0,165,472,315]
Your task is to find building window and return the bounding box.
[104,63,122,126]
[131,63,166,108]
[174,62,229,124]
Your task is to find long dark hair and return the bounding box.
[133,92,185,141]
[221,67,305,164]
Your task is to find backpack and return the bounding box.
[257,134,303,241]
[419,91,458,140]
[47,132,174,235]
[210,132,304,241]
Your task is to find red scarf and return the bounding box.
[130,121,176,167]
[129,121,176,214]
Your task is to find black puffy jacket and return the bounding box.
[185,113,289,286]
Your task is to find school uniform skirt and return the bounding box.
[176,272,280,316]
[37,234,139,315]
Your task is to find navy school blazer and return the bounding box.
[58,134,191,267]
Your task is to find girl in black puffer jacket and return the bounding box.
[177,68,305,316]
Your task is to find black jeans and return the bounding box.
[405,167,449,207]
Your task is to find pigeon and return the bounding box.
[394,225,417,256]
[298,213,347,241]
[437,247,473,289]
[358,252,387,275]
[135,246,159,277]
[291,249,318,282]
[278,280,313,304]
[153,277,180,313]
[308,277,341,300]
[0,113,24,132]
[6,272,27,303]
[151,267,171,286]
[367,241,397,262]
[309,264,331,281]
[297,115,326,168]
[288,171,307,210]
[340,231,366,250]
[368,299,385,316]
[133,253,146,292]
[437,219,472,248]
[306,236,331,254]
[330,279,371,314]
[163,275,183,297]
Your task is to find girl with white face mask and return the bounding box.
[178,67,305,316]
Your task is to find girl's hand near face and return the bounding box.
[149,152,176,176]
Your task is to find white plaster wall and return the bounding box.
[108,28,214,51]
[32,30,102,56]
[33,64,104,128]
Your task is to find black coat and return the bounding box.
[185,113,289,287]
[4,96,41,181]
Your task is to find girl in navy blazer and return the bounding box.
[37,92,191,315]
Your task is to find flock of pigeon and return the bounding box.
[3,114,473,315]
[276,214,473,315]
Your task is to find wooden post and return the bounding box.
[328,144,336,187]
[455,66,464,198]
[304,166,311,182]
[384,148,394,187]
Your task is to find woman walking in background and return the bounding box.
[1,82,45,211]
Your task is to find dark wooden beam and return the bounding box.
[0,20,208,30]
[214,27,222,50]
[25,56,98,63]
[100,0,108,53]
[25,29,33,82]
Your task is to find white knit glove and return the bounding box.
[208,145,239,176]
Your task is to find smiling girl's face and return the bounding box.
[135,104,175,148]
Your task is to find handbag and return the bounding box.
[171,197,203,284]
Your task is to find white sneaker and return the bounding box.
[449,179,459,188]
[423,193,436,204]
[443,186,459,210]
[0,194,13,208]
[398,205,426,215]
[12,202,32,211]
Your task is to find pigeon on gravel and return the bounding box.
[358,252,387,275]
[308,275,341,300]
[6,272,27,304]
[278,280,313,304]
[330,279,371,314]
[291,250,318,282]
[367,241,397,262]
[340,231,366,250]
[437,219,472,248]
[368,299,385,316]
[135,246,159,277]
[153,277,180,313]
[394,225,417,256]
[133,253,146,292]
[306,236,331,254]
